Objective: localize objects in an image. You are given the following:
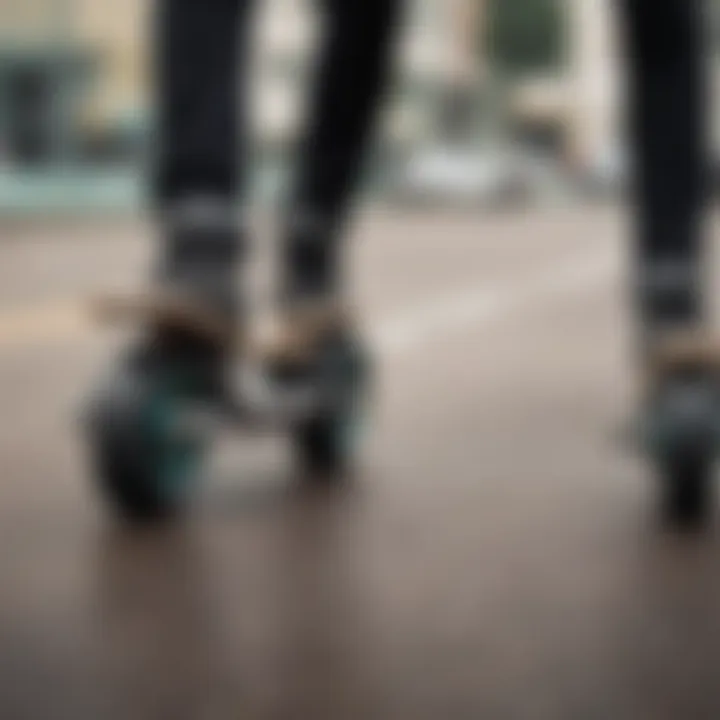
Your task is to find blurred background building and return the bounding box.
[0,0,717,214]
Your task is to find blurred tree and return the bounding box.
[486,0,564,77]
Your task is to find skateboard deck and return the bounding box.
[651,329,720,374]
[92,290,235,346]
[91,290,352,364]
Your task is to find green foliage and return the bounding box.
[486,0,565,76]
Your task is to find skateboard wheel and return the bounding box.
[86,366,207,522]
[660,458,713,528]
[292,333,370,479]
[644,378,718,528]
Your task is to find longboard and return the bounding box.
[90,290,352,365]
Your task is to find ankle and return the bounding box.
[158,196,247,280]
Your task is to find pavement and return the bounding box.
[2,206,720,719]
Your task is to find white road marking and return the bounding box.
[372,251,616,357]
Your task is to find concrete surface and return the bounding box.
[1,207,720,719]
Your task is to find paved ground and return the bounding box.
[2,206,720,719]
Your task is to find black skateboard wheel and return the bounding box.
[87,364,209,522]
[644,377,719,528]
[290,331,371,480]
[659,457,713,528]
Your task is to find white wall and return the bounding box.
[567,0,620,170]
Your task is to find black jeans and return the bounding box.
[153,0,402,295]
[619,0,706,325]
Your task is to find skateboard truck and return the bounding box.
[84,288,370,521]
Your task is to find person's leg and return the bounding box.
[618,0,706,342]
[618,0,715,524]
[281,0,404,301]
[152,0,255,303]
[104,0,257,401]
[154,0,253,205]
